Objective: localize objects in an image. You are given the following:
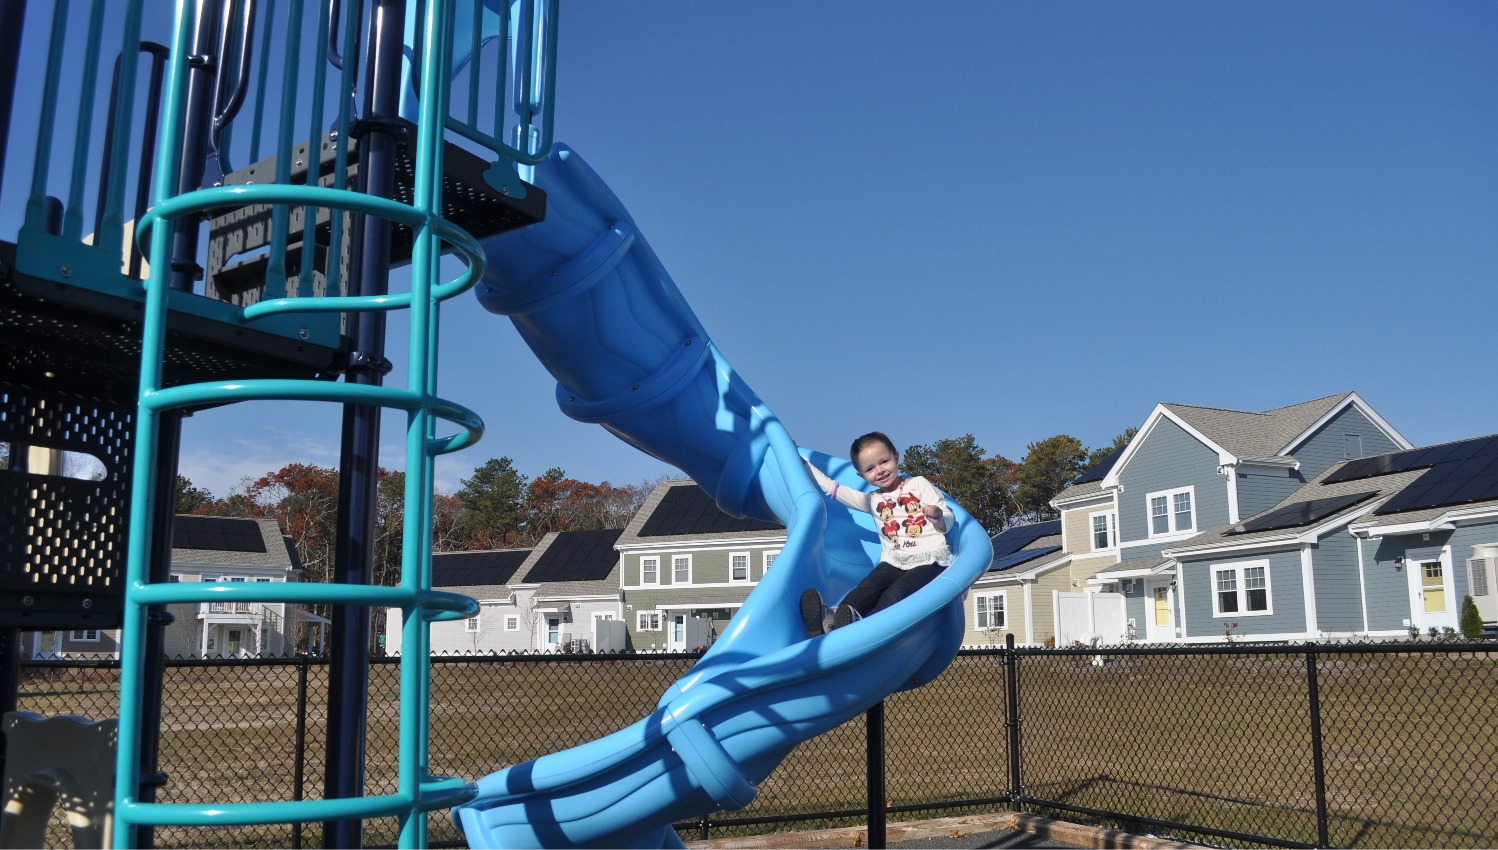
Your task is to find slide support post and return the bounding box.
[866,700,886,849]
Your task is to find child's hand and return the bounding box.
[922,505,942,520]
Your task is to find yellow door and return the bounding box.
[1422,562,1446,613]
[1153,587,1170,626]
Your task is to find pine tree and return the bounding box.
[1460,594,1485,641]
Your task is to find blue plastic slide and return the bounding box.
[454,147,994,848]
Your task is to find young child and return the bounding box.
[800,431,956,638]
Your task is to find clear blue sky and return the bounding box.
[6,2,1496,496]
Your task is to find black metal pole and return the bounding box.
[0,0,27,201]
[131,44,170,280]
[866,700,886,850]
[0,626,19,782]
[129,411,184,850]
[1004,633,1023,807]
[324,2,403,846]
[292,655,309,849]
[168,0,224,293]
[1306,645,1329,848]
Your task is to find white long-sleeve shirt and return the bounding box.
[807,464,956,569]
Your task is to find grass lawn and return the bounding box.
[16,648,1498,848]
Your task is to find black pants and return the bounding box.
[840,561,944,619]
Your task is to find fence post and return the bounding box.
[292,656,310,849]
[866,700,886,849]
[1305,644,1329,848]
[1003,633,1023,808]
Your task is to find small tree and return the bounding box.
[1460,595,1484,640]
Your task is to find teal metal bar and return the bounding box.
[96,0,147,264]
[263,0,304,299]
[23,0,70,232]
[62,0,106,241]
[441,0,556,165]
[298,0,332,286]
[247,0,276,163]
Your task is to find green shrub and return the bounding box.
[1460,594,1485,640]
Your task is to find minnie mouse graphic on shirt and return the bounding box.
[898,492,926,537]
[876,499,900,540]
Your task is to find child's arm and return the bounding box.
[804,459,872,513]
[915,478,956,533]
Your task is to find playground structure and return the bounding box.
[0,1,991,848]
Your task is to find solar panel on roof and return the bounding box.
[1374,451,1498,515]
[989,521,1061,557]
[1228,492,1379,534]
[989,545,1062,572]
[1072,447,1123,486]
[1325,434,1498,484]
[431,549,531,587]
[639,485,783,537]
[521,529,624,583]
[172,516,267,553]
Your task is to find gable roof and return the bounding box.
[521,529,623,584]
[431,548,531,588]
[615,479,786,549]
[985,522,1064,573]
[171,515,297,568]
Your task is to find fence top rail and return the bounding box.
[1007,640,1498,658]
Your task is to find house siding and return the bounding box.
[1359,535,1410,632]
[1365,521,1498,632]
[963,582,1024,647]
[1063,506,1112,557]
[1291,407,1401,483]
[1236,472,1305,521]
[1070,554,1118,582]
[1311,531,1364,634]
[623,587,750,651]
[1118,418,1230,560]
[1179,548,1306,638]
[1029,569,1073,645]
[623,547,779,588]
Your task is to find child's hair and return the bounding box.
[850,431,899,463]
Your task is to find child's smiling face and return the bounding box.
[854,443,901,492]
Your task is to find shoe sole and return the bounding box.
[799,589,824,638]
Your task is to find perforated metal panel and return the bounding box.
[0,381,132,629]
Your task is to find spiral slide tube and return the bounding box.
[454,147,994,849]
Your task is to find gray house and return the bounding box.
[1049,391,1410,642]
[388,529,626,655]
[1164,432,1498,641]
[615,480,785,652]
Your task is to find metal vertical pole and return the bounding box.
[168,0,224,292]
[129,411,183,850]
[0,627,18,782]
[866,700,886,850]
[1004,633,1023,807]
[1306,645,1329,848]
[0,0,27,201]
[292,656,309,849]
[324,1,403,846]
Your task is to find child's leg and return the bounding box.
[866,562,945,617]
[837,563,904,620]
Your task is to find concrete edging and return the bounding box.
[683,811,1208,849]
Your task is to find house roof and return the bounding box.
[431,548,531,588]
[171,516,297,568]
[990,521,1062,557]
[615,479,786,548]
[1093,557,1173,579]
[1160,393,1351,461]
[521,529,623,584]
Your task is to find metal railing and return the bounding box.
[17,638,1498,849]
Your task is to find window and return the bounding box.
[672,555,691,584]
[546,618,560,645]
[465,617,480,633]
[1211,559,1273,617]
[168,574,181,583]
[730,552,750,583]
[1469,559,1490,597]
[1146,487,1195,538]
[1089,511,1115,551]
[640,557,659,586]
[636,610,662,631]
[763,550,779,572]
[505,616,519,631]
[1343,434,1363,460]
[974,593,1006,630]
[69,630,99,642]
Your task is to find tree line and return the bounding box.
[175,427,1136,592]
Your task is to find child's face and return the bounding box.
[855,443,900,491]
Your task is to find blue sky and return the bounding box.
[5,2,1496,496]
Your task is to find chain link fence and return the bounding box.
[14,642,1498,848]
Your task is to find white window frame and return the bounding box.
[973,591,1007,630]
[1146,485,1197,541]
[69,629,100,642]
[762,549,780,576]
[1467,558,1490,597]
[639,556,660,587]
[545,617,561,646]
[464,616,480,633]
[1088,509,1117,553]
[1210,559,1273,618]
[636,610,662,632]
[671,554,693,585]
[729,551,751,584]
[504,615,519,631]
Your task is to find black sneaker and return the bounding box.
[831,603,860,631]
[799,589,825,638]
